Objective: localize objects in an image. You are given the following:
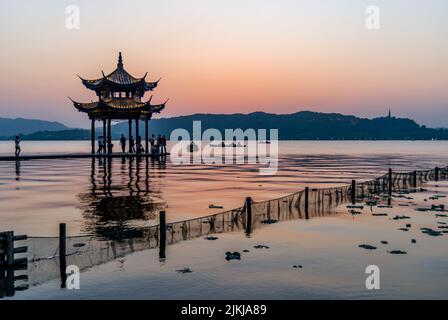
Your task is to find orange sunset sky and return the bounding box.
[0,0,447,128]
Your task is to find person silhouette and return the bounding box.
[14,135,21,156]
[129,136,135,153]
[157,135,162,154]
[161,135,167,154]
[120,134,126,153]
[149,134,155,154]
[97,136,103,154]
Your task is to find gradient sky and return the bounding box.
[0,0,447,128]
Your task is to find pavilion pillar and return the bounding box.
[103,119,106,143]
[107,118,112,154]
[102,119,106,153]
[128,119,132,153]
[90,118,95,154]
[145,119,149,153]
[135,119,140,146]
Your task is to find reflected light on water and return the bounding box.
[0,141,448,236]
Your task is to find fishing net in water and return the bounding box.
[25,227,160,286]
[167,207,245,243]
[3,166,447,292]
[250,185,352,226]
[24,208,247,287]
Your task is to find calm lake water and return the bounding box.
[1,141,447,236]
[1,141,448,299]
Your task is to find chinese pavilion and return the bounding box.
[70,52,168,154]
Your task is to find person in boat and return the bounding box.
[14,135,21,156]
[129,136,135,153]
[120,134,126,153]
[189,140,198,152]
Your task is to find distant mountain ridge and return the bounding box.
[111,111,448,140]
[1,111,448,140]
[0,117,69,137]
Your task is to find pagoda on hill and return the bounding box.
[70,52,168,154]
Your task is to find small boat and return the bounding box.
[346,205,364,209]
[188,142,199,152]
[209,142,246,148]
[209,204,224,209]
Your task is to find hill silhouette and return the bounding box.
[111,111,448,140]
[2,111,447,140]
[0,117,69,137]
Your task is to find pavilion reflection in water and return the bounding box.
[77,157,166,238]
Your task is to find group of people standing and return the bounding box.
[96,136,112,154]
[12,134,167,157]
[149,134,168,155]
[97,134,167,155]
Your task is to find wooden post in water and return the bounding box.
[0,260,5,298]
[144,118,149,154]
[245,197,253,236]
[101,119,107,152]
[59,223,67,288]
[90,118,95,154]
[107,118,112,154]
[304,187,309,220]
[435,167,439,181]
[413,171,417,188]
[6,231,13,267]
[159,211,166,261]
[387,169,392,205]
[0,235,4,266]
[128,119,133,153]
[351,180,356,204]
[388,168,393,195]
[0,267,14,298]
[135,119,140,148]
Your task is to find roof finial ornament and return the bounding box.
[118,52,123,68]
